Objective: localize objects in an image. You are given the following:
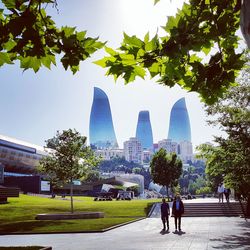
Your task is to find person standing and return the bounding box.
[161,198,170,231]
[217,183,225,202]
[172,195,184,232]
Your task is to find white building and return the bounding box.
[179,140,193,163]
[94,148,124,161]
[158,139,178,154]
[102,172,145,196]
[123,137,142,164]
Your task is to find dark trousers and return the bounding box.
[161,215,169,230]
[174,215,181,230]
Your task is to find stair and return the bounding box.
[182,202,246,217]
[149,200,247,218]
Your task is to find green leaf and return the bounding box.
[76,31,86,41]
[144,32,149,43]
[93,57,109,68]
[145,34,158,51]
[123,33,144,47]
[149,62,160,73]
[119,53,134,61]
[41,56,52,69]
[48,54,56,66]
[20,56,41,72]
[163,16,178,33]
[2,0,16,9]
[71,65,79,74]
[154,0,160,5]
[105,46,117,56]
[202,46,211,56]
[0,52,13,66]
[190,54,202,63]
[149,62,160,77]
[3,40,16,51]
[62,26,76,38]
[134,66,146,78]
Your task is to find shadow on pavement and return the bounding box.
[172,230,186,235]
[210,221,250,249]
[160,230,170,235]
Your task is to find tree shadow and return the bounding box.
[210,221,250,249]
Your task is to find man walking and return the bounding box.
[217,183,225,203]
[224,187,231,202]
[172,195,184,232]
[161,198,170,231]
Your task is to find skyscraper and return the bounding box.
[89,87,118,149]
[168,98,191,143]
[135,110,153,150]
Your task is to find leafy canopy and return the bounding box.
[197,64,250,203]
[150,149,182,195]
[39,129,99,184]
[95,0,246,104]
[0,0,104,73]
[38,129,100,213]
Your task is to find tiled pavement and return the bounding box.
[0,216,249,250]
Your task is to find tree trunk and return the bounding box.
[70,182,74,213]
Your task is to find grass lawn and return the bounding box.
[0,195,159,234]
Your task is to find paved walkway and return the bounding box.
[0,216,249,250]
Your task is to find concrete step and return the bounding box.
[182,202,246,217]
[149,201,247,218]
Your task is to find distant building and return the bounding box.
[135,111,153,150]
[94,148,124,161]
[153,143,159,152]
[0,134,48,194]
[123,137,142,164]
[158,139,178,154]
[102,172,144,196]
[142,150,153,163]
[168,97,191,143]
[89,87,118,149]
[179,140,193,163]
[0,134,46,175]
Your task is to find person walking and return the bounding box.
[161,198,170,231]
[217,183,225,203]
[172,195,184,232]
[224,187,231,202]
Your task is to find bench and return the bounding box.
[0,185,20,203]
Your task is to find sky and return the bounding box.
[0,0,226,150]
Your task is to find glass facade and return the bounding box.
[167,98,191,143]
[135,111,153,149]
[89,87,118,149]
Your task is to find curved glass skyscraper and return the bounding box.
[168,98,191,143]
[89,87,118,149]
[135,110,153,149]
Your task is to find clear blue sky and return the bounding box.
[0,0,225,150]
